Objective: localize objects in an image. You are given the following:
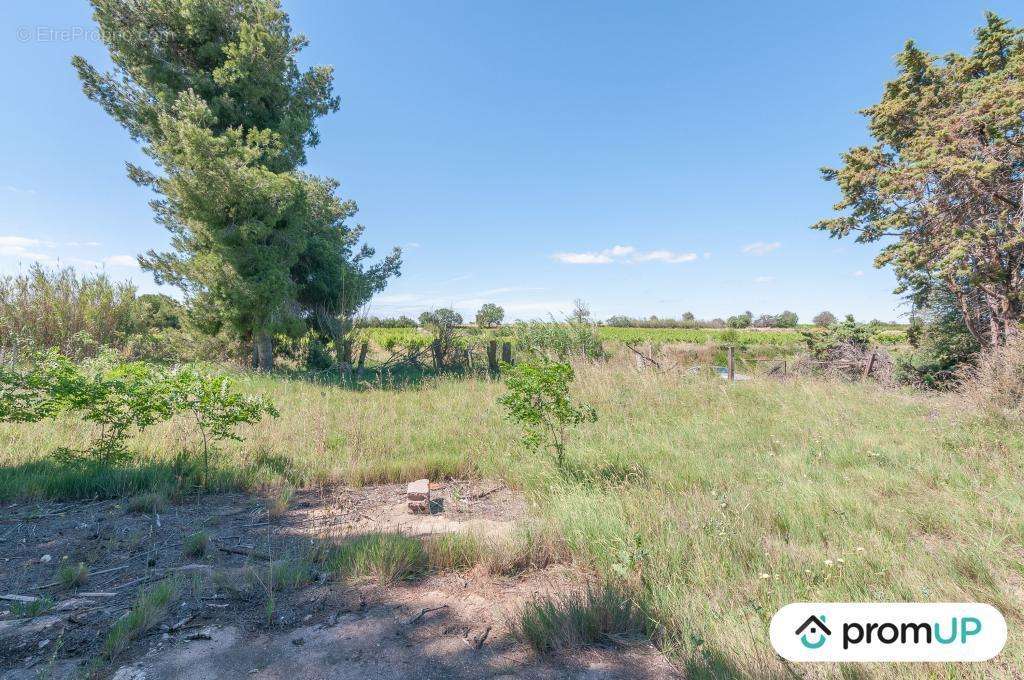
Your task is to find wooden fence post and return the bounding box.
[355,341,369,376]
[487,340,498,371]
[431,340,443,369]
[727,346,735,382]
[862,352,877,380]
[501,342,512,365]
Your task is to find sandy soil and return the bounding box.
[0,482,679,679]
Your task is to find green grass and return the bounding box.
[325,532,428,584]
[57,560,89,589]
[2,363,1021,676]
[183,531,210,558]
[9,595,54,618]
[514,585,646,653]
[103,579,179,659]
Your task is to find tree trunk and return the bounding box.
[255,330,274,371]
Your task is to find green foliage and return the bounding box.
[894,291,981,388]
[512,320,604,362]
[420,308,464,366]
[475,303,505,328]
[9,596,54,619]
[57,560,90,589]
[815,13,1024,347]
[802,315,873,359]
[726,311,752,329]
[499,361,597,466]
[183,531,210,558]
[0,350,276,466]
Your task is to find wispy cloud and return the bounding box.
[2,185,37,195]
[753,275,775,284]
[552,244,697,265]
[104,255,140,268]
[742,241,781,256]
[853,270,864,277]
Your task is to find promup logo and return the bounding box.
[795,615,831,649]
[770,603,1006,662]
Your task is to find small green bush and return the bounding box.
[0,350,277,468]
[499,361,597,467]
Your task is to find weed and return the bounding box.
[10,596,54,618]
[424,532,481,571]
[327,532,426,584]
[267,484,294,519]
[514,585,646,653]
[128,491,167,514]
[57,560,89,589]
[182,531,210,558]
[103,579,179,658]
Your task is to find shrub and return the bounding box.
[499,361,597,467]
[0,350,277,468]
[0,265,139,359]
[128,492,168,514]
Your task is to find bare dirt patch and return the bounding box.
[1,482,678,679]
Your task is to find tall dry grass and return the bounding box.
[0,264,138,358]
[958,331,1024,424]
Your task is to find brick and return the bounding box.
[407,478,430,502]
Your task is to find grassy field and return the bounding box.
[1,365,1019,676]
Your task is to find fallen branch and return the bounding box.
[406,604,448,624]
[218,546,271,561]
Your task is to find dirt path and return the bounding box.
[0,483,680,679]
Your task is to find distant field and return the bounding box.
[359,325,907,351]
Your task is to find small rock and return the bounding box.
[40,555,52,564]
[291,637,305,646]
[407,478,430,501]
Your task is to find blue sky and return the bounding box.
[1,1,1017,322]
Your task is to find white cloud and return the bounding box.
[853,270,864,277]
[703,252,712,259]
[552,251,614,264]
[742,241,781,256]
[104,255,140,268]
[553,244,697,265]
[632,249,698,264]
[753,275,775,284]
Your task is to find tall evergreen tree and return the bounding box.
[816,13,1024,347]
[74,0,399,369]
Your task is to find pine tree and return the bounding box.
[74,0,399,368]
